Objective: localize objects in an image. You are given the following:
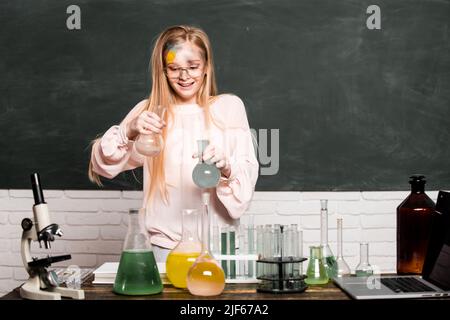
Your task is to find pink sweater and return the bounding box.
[90,94,259,249]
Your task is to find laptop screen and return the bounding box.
[422,191,450,290]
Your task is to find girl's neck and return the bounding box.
[176,102,198,106]
[174,97,198,105]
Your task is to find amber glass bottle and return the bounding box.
[397,175,436,274]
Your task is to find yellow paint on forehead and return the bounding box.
[166,50,176,64]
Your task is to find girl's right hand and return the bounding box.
[126,110,166,140]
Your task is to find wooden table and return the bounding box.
[4,277,448,318]
[2,274,349,300]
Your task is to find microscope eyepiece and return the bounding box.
[31,173,46,205]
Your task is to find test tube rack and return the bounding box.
[256,257,308,293]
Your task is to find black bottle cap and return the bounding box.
[31,173,46,205]
[409,174,426,184]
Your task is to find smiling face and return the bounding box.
[164,41,206,104]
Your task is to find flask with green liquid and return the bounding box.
[305,246,329,285]
[113,208,163,295]
[320,200,338,279]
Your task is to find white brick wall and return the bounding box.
[0,189,439,297]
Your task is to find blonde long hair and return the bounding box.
[88,25,218,205]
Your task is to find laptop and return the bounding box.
[334,190,450,299]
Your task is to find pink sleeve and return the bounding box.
[90,100,147,179]
[214,95,259,219]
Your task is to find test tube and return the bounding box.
[238,224,247,279]
[211,213,220,256]
[299,229,304,275]
[256,225,264,277]
[278,225,284,281]
[285,225,293,278]
[290,224,299,277]
[221,226,228,278]
[247,223,255,278]
[229,227,236,279]
[263,224,272,278]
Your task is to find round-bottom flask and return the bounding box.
[187,192,225,296]
[186,253,225,296]
[135,133,163,157]
[134,105,166,157]
[192,140,220,188]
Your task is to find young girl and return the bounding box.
[89,25,259,262]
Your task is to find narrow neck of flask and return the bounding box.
[197,140,208,164]
[128,212,140,231]
[320,201,328,246]
[359,243,369,264]
[124,209,145,251]
[337,218,343,258]
[181,209,198,242]
[201,205,211,255]
[310,246,323,259]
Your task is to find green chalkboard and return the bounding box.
[1,0,449,191]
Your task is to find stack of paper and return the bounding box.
[93,262,168,284]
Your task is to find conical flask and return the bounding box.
[305,246,329,285]
[166,209,202,288]
[187,192,225,296]
[192,140,221,189]
[135,105,166,157]
[113,209,163,295]
[320,200,338,279]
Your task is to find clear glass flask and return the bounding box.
[320,200,338,279]
[113,209,163,295]
[355,243,374,276]
[335,218,351,277]
[135,105,166,157]
[192,139,221,189]
[305,246,329,285]
[166,209,202,288]
[186,194,225,296]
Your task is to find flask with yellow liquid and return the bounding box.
[187,192,225,296]
[166,209,202,288]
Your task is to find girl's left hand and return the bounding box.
[193,144,231,178]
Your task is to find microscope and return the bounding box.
[20,173,85,300]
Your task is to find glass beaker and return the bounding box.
[192,139,221,189]
[336,218,351,277]
[305,246,329,285]
[113,209,163,295]
[355,243,374,276]
[135,105,166,157]
[166,209,202,288]
[320,199,338,279]
[186,194,225,296]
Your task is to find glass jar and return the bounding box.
[397,175,436,274]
